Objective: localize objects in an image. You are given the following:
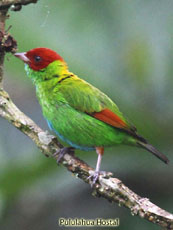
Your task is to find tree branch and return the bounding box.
[0,0,38,10]
[0,3,173,230]
[0,8,7,86]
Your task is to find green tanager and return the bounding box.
[14,48,169,184]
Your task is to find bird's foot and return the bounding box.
[53,147,75,164]
[87,171,100,187]
[87,170,111,187]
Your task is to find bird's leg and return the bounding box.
[88,147,104,186]
[53,147,75,164]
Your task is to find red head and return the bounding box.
[14,47,64,71]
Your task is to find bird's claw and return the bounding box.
[53,147,75,164]
[87,170,110,187]
[87,171,100,187]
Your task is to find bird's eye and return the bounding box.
[34,56,41,62]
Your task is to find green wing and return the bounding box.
[56,75,135,130]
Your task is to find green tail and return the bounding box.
[138,141,169,164]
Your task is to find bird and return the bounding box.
[14,47,169,185]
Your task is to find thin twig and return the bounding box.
[0,0,38,10]
[0,9,8,86]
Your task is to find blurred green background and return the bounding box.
[0,0,173,229]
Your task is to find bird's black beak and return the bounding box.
[14,52,30,63]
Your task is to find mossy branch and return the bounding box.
[0,2,173,230]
